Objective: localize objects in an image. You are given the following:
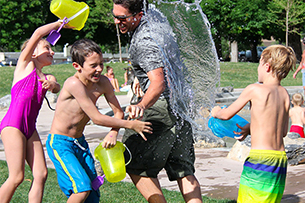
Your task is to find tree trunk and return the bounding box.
[251,43,258,63]
[116,24,122,63]
[230,41,238,62]
[289,33,302,62]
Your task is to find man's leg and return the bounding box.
[129,174,167,203]
[177,175,202,203]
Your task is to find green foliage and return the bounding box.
[268,0,305,45]
[0,0,123,52]
[0,0,49,51]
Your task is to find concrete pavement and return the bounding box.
[0,88,305,202]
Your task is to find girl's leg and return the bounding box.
[26,130,48,203]
[0,127,26,203]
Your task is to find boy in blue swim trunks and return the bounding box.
[46,39,152,203]
[212,45,296,203]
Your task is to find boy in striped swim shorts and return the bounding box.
[212,45,296,203]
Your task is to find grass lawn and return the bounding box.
[0,61,301,98]
[0,160,236,203]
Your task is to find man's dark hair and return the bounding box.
[113,0,148,14]
[70,39,102,67]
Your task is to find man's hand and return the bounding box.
[126,104,145,120]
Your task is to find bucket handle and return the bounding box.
[123,144,132,166]
[68,5,89,22]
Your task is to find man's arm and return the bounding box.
[126,67,165,119]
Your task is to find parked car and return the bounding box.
[3,57,18,66]
[239,46,266,62]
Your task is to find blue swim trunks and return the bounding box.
[46,134,100,203]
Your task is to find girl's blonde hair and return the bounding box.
[261,45,296,80]
[20,38,48,51]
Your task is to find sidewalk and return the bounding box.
[0,91,305,202]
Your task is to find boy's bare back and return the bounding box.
[289,106,305,126]
[246,83,290,151]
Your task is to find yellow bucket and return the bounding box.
[50,0,89,31]
[94,141,131,183]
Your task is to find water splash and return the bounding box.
[145,1,222,146]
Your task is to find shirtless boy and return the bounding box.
[46,39,152,203]
[212,45,296,203]
[289,93,305,138]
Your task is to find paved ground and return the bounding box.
[1,89,305,202]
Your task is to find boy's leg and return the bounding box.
[129,174,166,203]
[67,191,90,203]
[0,128,26,203]
[26,130,48,203]
[46,134,99,203]
[177,175,202,203]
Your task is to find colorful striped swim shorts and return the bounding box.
[237,149,287,203]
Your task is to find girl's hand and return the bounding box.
[39,79,58,91]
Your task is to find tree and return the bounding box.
[268,0,305,47]
[200,0,237,60]
[0,0,49,51]
[0,0,125,53]
[201,0,274,62]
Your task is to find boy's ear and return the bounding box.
[72,62,81,71]
[265,62,271,72]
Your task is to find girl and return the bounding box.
[0,21,68,202]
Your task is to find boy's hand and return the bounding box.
[131,120,152,141]
[234,123,250,141]
[102,131,118,148]
[211,106,222,117]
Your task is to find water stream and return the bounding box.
[146,1,221,145]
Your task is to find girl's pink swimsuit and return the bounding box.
[0,69,47,139]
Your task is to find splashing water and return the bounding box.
[144,1,223,146]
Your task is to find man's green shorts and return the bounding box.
[123,98,195,181]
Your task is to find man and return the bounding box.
[112,0,202,202]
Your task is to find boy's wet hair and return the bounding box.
[113,0,148,14]
[71,39,102,67]
[261,45,296,80]
[292,93,304,106]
